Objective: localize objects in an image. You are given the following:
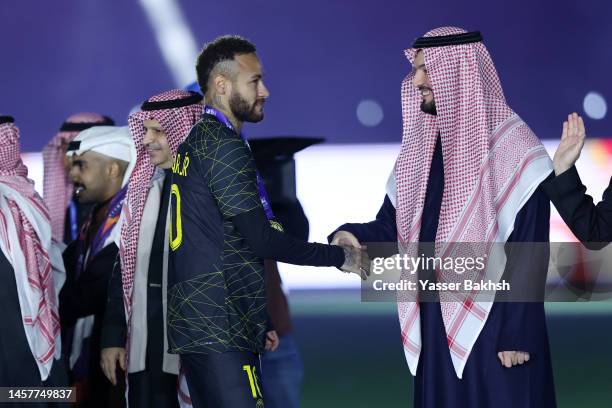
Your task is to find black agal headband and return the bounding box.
[0,116,15,125]
[140,91,203,111]
[412,31,483,49]
[59,116,115,132]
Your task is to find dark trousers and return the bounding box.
[181,352,264,408]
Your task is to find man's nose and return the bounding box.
[259,82,270,99]
[412,71,424,88]
[69,166,79,181]
[143,130,154,145]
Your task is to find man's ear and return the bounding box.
[213,74,227,96]
[108,161,122,180]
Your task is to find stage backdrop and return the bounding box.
[1,0,610,151]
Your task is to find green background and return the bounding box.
[289,291,612,407]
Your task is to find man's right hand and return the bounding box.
[553,112,587,176]
[339,245,371,280]
[331,230,362,248]
[331,231,370,280]
[100,347,126,386]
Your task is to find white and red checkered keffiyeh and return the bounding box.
[121,89,202,327]
[0,117,65,381]
[42,113,113,241]
[394,27,552,378]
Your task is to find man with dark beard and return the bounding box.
[330,27,556,407]
[168,35,369,408]
[60,126,136,406]
[42,113,115,244]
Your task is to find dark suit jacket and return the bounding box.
[542,165,612,250]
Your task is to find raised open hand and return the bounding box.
[553,112,586,176]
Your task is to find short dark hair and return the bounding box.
[196,35,256,95]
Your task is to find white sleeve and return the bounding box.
[385,168,397,208]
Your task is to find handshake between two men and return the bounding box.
[333,230,371,281]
